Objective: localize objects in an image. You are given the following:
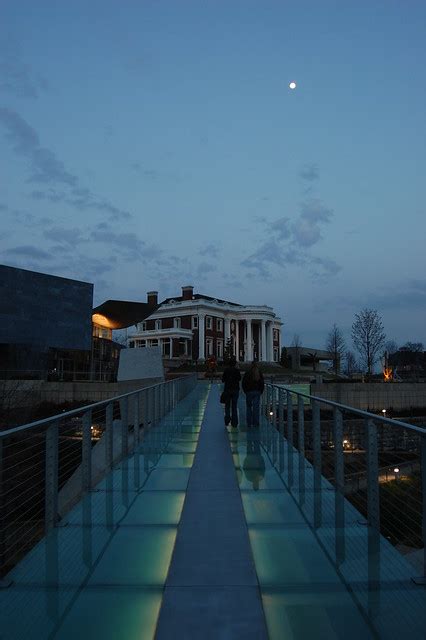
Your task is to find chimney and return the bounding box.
[182,285,194,301]
[147,291,158,307]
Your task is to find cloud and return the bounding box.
[0,108,132,221]
[0,54,49,99]
[198,243,220,258]
[300,163,319,182]
[241,196,339,280]
[3,245,52,260]
[0,107,77,186]
[44,227,85,246]
[196,262,217,276]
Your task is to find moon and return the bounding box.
[289,81,297,90]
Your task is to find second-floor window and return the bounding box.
[192,316,198,329]
[174,317,181,328]
[206,316,212,330]
[140,321,146,332]
[217,319,223,332]
[155,319,161,330]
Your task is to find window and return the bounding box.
[206,338,213,356]
[174,317,181,328]
[217,318,223,332]
[273,329,279,341]
[150,339,158,346]
[155,319,161,330]
[140,321,146,331]
[129,341,135,348]
[217,340,223,358]
[192,316,198,329]
[136,340,146,348]
[206,316,212,330]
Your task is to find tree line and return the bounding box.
[325,308,423,376]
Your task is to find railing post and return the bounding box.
[287,392,293,489]
[312,400,322,528]
[365,418,381,610]
[82,410,92,491]
[121,396,128,459]
[45,420,59,531]
[278,389,285,474]
[105,402,113,470]
[412,434,426,584]
[333,407,345,565]
[133,393,140,450]
[271,387,277,466]
[298,395,305,504]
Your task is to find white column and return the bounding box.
[267,322,274,362]
[235,319,239,361]
[224,317,231,343]
[198,314,205,360]
[261,320,266,361]
[246,319,253,362]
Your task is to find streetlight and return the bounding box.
[382,409,386,417]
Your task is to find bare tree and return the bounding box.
[325,324,346,377]
[344,350,357,376]
[401,341,424,352]
[351,308,386,375]
[384,339,398,355]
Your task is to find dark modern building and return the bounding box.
[0,264,94,380]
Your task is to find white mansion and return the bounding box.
[128,286,282,363]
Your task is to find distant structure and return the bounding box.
[128,286,282,363]
[286,346,337,372]
[0,265,156,382]
[0,264,94,380]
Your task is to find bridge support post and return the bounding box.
[312,400,322,529]
[298,396,305,505]
[45,420,59,532]
[333,407,345,565]
[287,392,293,489]
[82,410,92,491]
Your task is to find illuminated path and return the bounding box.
[155,384,268,639]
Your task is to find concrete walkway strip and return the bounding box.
[155,384,268,640]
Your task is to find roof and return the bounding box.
[92,300,158,329]
[160,293,243,307]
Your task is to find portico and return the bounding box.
[129,286,282,364]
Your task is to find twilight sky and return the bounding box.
[1,0,425,350]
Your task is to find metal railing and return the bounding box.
[261,382,426,585]
[0,374,197,580]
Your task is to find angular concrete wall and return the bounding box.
[312,382,426,411]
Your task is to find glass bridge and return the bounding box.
[1,379,425,639]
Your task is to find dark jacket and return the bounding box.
[242,370,265,394]
[222,366,241,393]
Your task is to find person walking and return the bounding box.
[221,356,241,428]
[242,362,264,428]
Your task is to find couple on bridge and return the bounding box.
[221,357,265,429]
